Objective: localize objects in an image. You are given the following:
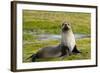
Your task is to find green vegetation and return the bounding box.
[23,38,91,62]
[23,10,91,34]
[23,10,91,62]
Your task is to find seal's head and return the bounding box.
[62,22,71,32]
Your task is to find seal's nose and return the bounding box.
[64,23,68,28]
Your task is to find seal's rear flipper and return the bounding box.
[26,54,37,62]
[31,54,37,62]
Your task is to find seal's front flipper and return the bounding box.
[72,45,81,54]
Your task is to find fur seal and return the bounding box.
[27,22,80,62]
[61,22,80,55]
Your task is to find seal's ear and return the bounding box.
[62,23,64,26]
[67,23,69,25]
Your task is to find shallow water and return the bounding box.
[36,34,90,41]
[24,31,90,44]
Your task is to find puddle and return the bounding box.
[23,31,90,44]
[36,34,90,41]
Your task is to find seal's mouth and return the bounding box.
[62,23,69,32]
